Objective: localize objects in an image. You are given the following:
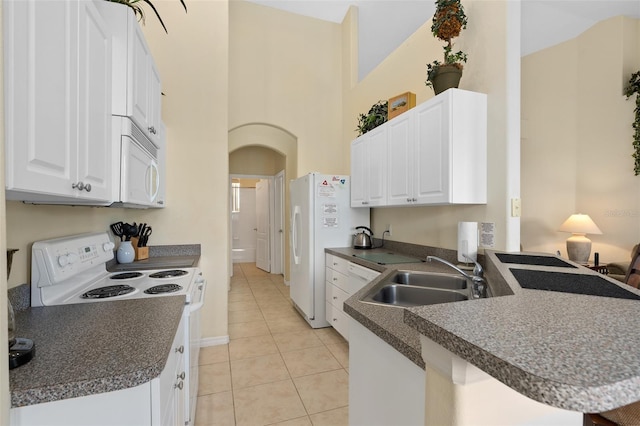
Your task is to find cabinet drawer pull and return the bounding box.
[175,345,184,354]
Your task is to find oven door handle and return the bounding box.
[189,278,207,312]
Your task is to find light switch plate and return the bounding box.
[511,198,522,217]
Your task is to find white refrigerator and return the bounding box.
[290,173,370,328]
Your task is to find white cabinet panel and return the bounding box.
[4,0,113,204]
[387,113,414,206]
[350,125,387,207]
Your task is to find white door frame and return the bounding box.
[229,173,284,275]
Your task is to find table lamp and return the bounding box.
[558,213,602,264]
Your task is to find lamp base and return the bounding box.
[566,234,591,264]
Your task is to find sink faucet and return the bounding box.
[426,255,488,298]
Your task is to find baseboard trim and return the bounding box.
[200,336,230,347]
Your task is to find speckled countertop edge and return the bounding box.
[334,245,640,412]
[10,296,185,408]
[329,245,466,370]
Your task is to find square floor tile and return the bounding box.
[271,416,312,426]
[260,306,300,321]
[314,327,346,346]
[200,344,229,365]
[272,329,324,353]
[230,353,290,389]
[228,300,259,312]
[228,308,264,324]
[229,292,256,303]
[309,406,349,426]
[229,320,270,340]
[293,369,349,414]
[198,361,231,395]
[266,315,312,334]
[234,379,307,426]
[325,342,349,369]
[228,334,279,360]
[195,391,235,426]
[281,346,342,378]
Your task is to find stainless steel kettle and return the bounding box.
[353,226,373,249]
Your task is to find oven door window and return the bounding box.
[121,137,159,206]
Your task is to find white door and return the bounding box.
[255,179,270,272]
[272,171,285,274]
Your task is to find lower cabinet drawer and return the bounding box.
[325,281,349,309]
[326,302,349,341]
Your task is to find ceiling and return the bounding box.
[244,0,640,80]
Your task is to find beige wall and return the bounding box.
[343,1,519,252]
[228,1,345,176]
[229,146,285,176]
[522,16,640,263]
[5,1,230,340]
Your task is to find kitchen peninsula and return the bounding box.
[329,245,640,425]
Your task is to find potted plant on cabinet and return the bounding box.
[425,0,468,95]
[356,101,388,136]
[106,0,187,33]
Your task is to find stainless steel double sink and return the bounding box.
[361,270,482,308]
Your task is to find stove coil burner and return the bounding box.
[144,284,183,295]
[110,272,144,280]
[148,270,188,279]
[82,285,136,299]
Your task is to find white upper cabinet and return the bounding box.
[100,1,163,144]
[351,89,487,207]
[350,125,388,207]
[4,0,113,204]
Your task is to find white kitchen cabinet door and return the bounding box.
[413,94,450,204]
[101,1,163,144]
[76,0,113,202]
[414,89,487,205]
[387,113,415,206]
[350,125,387,207]
[4,0,113,204]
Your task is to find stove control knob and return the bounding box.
[67,252,79,264]
[57,255,69,267]
[103,242,115,252]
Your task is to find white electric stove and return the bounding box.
[30,232,206,426]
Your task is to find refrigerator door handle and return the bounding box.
[292,205,301,265]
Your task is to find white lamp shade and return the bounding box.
[558,214,602,235]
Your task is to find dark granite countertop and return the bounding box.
[9,296,185,408]
[107,244,200,272]
[334,245,640,413]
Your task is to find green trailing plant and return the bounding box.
[625,71,640,175]
[356,101,388,136]
[425,0,468,88]
[106,0,187,33]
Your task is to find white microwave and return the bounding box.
[112,116,165,208]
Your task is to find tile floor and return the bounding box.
[195,263,350,426]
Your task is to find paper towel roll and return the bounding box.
[458,222,478,263]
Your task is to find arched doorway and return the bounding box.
[229,124,298,282]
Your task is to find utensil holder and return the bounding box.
[131,238,149,261]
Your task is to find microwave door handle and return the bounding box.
[145,161,160,202]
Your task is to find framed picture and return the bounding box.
[388,92,416,120]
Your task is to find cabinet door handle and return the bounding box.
[177,371,186,380]
[407,198,412,202]
[333,277,337,281]
[174,381,184,390]
[333,296,338,300]
[72,182,85,191]
[412,198,417,202]
[84,183,92,192]
[175,345,184,354]
[148,126,156,135]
